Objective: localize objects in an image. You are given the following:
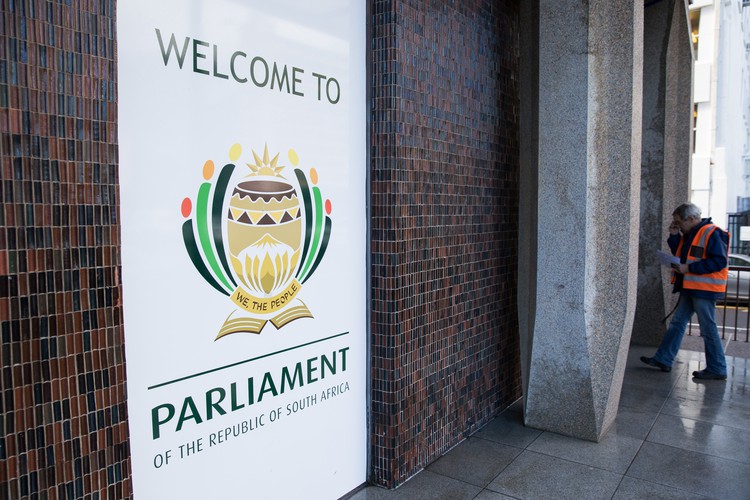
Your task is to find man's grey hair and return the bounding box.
[673,203,702,220]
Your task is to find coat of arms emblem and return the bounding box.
[180,143,332,338]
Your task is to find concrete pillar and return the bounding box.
[632,0,693,346]
[519,1,643,441]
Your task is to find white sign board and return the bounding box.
[117,1,366,497]
[740,226,750,241]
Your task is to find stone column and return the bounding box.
[632,0,693,346]
[518,0,540,407]
[520,0,643,441]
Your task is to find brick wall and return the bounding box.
[0,1,131,498]
[370,0,522,488]
[0,0,522,495]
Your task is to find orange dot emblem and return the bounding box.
[181,197,192,218]
[202,160,215,180]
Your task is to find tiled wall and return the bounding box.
[1,0,521,495]
[370,0,522,488]
[0,1,131,498]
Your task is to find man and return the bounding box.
[641,203,729,380]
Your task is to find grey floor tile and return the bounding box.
[627,441,750,500]
[473,490,516,500]
[661,390,750,430]
[612,476,713,500]
[681,357,715,371]
[348,471,481,500]
[625,346,652,366]
[426,437,522,488]
[472,410,542,450]
[486,450,622,500]
[725,358,750,381]
[632,339,704,367]
[724,352,748,365]
[527,429,642,474]
[347,486,388,500]
[674,336,711,361]
[647,413,750,464]
[506,397,524,413]
[608,407,659,440]
[354,345,749,500]
[727,365,750,381]
[682,354,750,378]
[621,367,681,392]
[346,486,393,500]
[671,372,750,404]
[725,341,750,359]
[619,381,672,413]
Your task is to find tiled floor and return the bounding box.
[350,342,750,500]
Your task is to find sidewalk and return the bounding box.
[350,343,750,500]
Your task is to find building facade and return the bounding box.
[1,0,694,497]
[690,0,750,224]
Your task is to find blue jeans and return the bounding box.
[653,293,727,376]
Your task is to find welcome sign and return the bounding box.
[117,2,366,498]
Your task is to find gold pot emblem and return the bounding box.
[227,178,301,296]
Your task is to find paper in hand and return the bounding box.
[656,250,680,268]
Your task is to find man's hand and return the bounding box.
[677,263,690,274]
[669,221,681,235]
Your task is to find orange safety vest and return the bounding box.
[674,224,729,293]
